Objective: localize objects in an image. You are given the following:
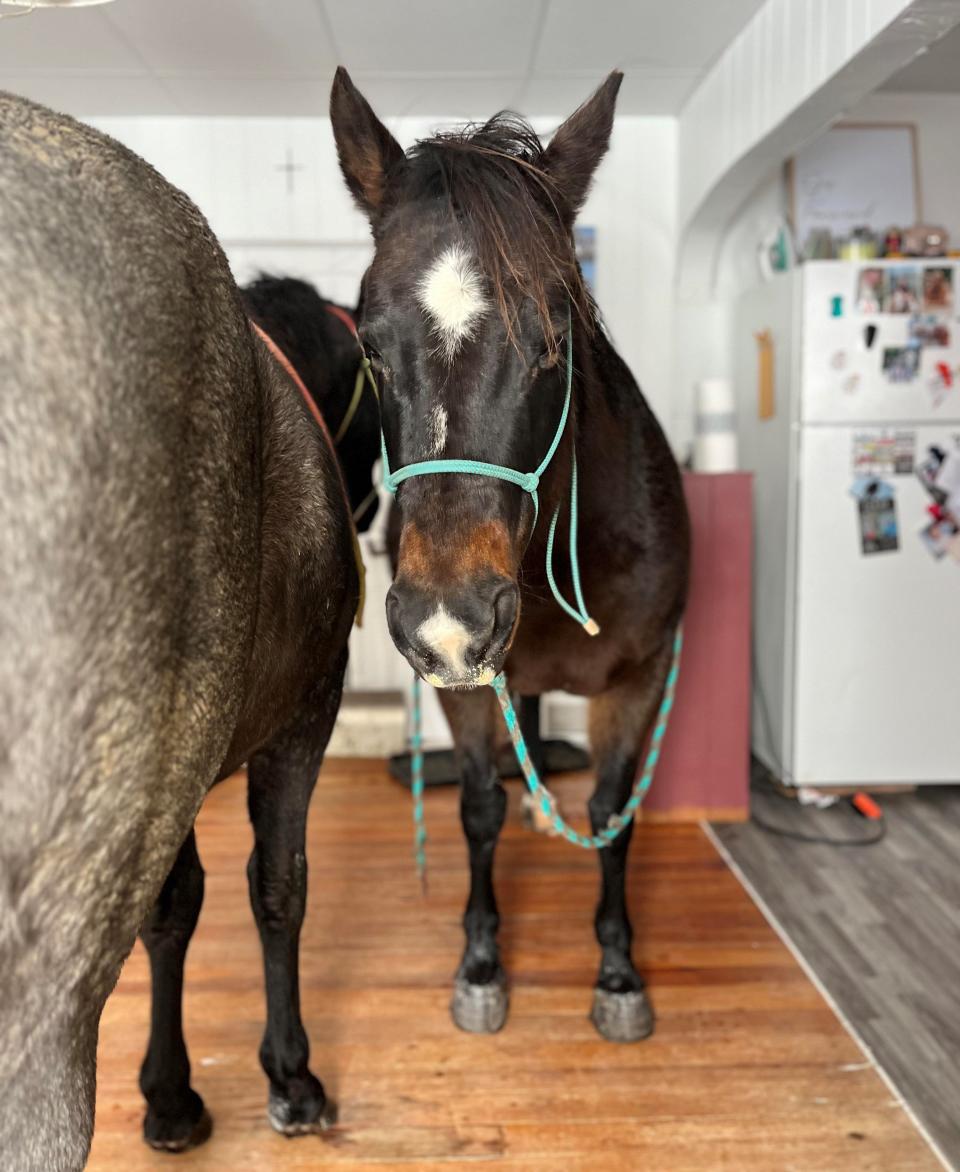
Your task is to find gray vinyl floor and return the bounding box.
[710,782,960,1170]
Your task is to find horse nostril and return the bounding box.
[385,585,407,646]
[491,582,519,645]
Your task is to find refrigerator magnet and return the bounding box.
[858,482,899,555]
[882,345,921,383]
[918,514,958,560]
[852,430,915,477]
[909,314,950,348]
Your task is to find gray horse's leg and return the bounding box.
[438,688,509,1034]
[587,638,675,1042]
[139,828,211,1151]
[0,1001,98,1172]
[246,662,345,1136]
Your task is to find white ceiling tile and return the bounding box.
[163,77,333,117]
[0,0,764,118]
[534,0,767,74]
[4,72,179,116]
[350,75,526,121]
[519,71,700,117]
[0,5,139,71]
[104,0,338,76]
[324,0,543,75]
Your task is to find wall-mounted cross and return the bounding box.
[274,148,306,195]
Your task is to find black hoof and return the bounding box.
[268,1089,337,1137]
[451,975,509,1033]
[143,1105,213,1153]
[590,987,654,1043]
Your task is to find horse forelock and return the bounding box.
[397,113,594,354]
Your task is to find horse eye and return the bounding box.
[365,345,387,376]
[538,338,563,370]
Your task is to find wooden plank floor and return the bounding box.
[712,783,960,1169]
[88,763,939,1171]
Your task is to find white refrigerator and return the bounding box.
[735,260,960,787]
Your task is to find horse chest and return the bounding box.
[505,609,621,697]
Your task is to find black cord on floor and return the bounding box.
[750,774,887,847]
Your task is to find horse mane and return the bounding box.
[242,274,355,371]
[400,113,593,354]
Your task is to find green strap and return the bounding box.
[333,364,368,445]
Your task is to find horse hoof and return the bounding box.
[144,1106,213,1152]
[268,1090,337,1137]
[451,976,509,1034]
[590,987,654,1043]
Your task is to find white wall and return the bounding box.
[677,0,920,232]
[91,114,678,436]
[840,91,960,247]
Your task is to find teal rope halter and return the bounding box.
[381,309,594,631]
[380,308,683,881]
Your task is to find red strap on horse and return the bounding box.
[325,303,360,340]
[249,319,366,625]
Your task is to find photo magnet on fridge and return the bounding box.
[858,484,899,555]
[919,514,959,560]
[908,314,950,348]
[883,266,921,314]
[856,268,886,314]
[882,345,921,383]
[852,430,915,477]
[917,446,949,504]
[923,266,953,312]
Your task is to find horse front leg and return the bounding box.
[246,662,345,1136]
[587,638,675,1042]
[438,687,508,1033]
[139,827,210,1151]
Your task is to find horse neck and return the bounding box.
[536,314,645,548]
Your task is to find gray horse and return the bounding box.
[0,93,359,1170]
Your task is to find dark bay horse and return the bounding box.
[0,96,367,1170]
[331,68,689,1042]
[243,275,381,532]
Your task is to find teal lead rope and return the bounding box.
[491,627,683,847]
[407,627,683,881]
[410,675,427,890]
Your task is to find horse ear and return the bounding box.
[330,67,405,218]
[541,71,623,219]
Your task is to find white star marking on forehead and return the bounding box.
[416,244,488,362]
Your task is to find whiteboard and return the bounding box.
[791,124,919,249]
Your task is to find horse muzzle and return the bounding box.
[385,578,519,688]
